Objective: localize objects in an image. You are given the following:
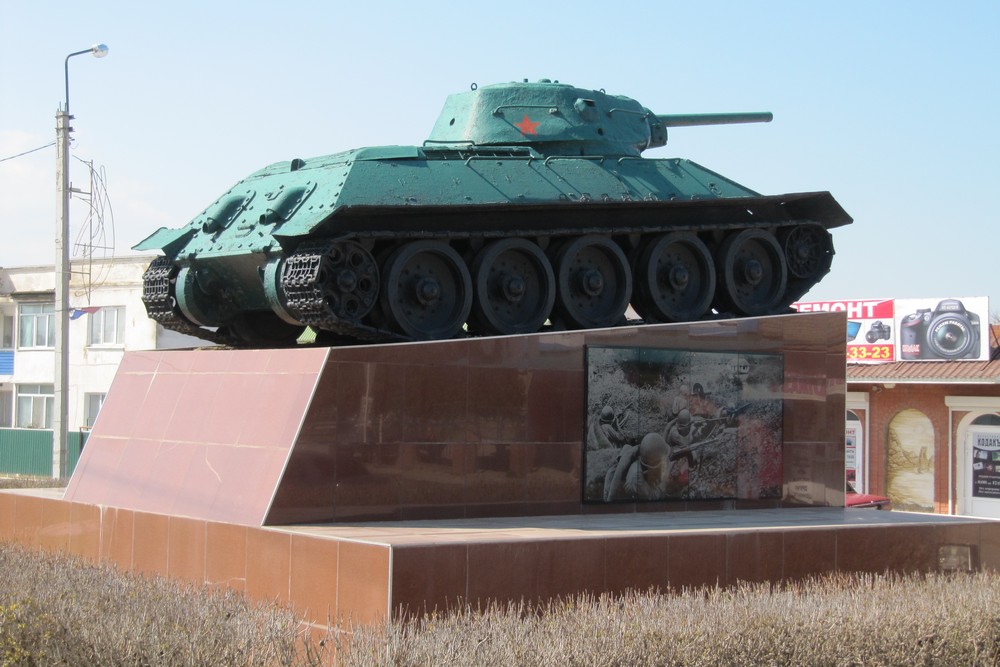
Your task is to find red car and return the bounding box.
[846,483,892,510]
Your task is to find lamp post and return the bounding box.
[54,43,108,478]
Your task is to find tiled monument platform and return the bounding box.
[3,311,999,628]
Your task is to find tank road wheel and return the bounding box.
[714,229,788,316]
[469,238,555,335]
[633,232,716,323]
[380,240,473,340]
[553,235,632,329]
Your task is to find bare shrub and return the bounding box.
[0,543,307,666]
[4,539,1000,667]
[0,476,68,489]
[339,572,1000,667]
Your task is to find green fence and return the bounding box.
[0,428,87,478]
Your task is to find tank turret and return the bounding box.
[135,79,851,348]
[425,79,773,157]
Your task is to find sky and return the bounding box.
[1,1,998,318]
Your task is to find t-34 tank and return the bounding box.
[134,78,851,347]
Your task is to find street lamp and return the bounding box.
[54,43,108,478]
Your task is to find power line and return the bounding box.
[0,141,56,163]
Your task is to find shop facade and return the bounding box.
[846,364,1000,517]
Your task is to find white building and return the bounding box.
[0,255,209,470]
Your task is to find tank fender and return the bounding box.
[132,226,196,255]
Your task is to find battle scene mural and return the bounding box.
[584,346,784,503]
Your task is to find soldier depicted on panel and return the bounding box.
[584,346,783,503]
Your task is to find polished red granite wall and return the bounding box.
[0,490,391,627]
[63,347,329,525]
[265,312,848,524]
[5,489,1000,629]
[62,312,846,526]
[387,521,1000,614]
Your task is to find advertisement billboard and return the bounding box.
[895,297,989,361]
[793,299,895,363]
[793,296,990,363]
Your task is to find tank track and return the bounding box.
[279,241,406,344]
[141,200,839,347]
[140,256,243,347]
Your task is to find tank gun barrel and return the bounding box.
[646,112,772,150]
[657,112,773,127]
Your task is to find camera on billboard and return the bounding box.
[900,299,980,360]
[865,321,891,344]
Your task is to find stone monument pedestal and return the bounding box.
[1,313,996,627]
[65,312,852,524]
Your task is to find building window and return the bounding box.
[88,306,125,346]
[1,314,13,349]
[972,414,1000,427]
[84,393,106,428]
[18,303,55,349]
[0,390,11,427]
[16,383,53,429]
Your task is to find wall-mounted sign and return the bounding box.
[793,299,895,363]
[895,297,989,361]
[793,296,990,363]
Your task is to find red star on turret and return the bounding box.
[515,115,540,135]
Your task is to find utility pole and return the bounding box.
[53,44,108,478]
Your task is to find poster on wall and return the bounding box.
[972,431,1000,499]
[583,346,784,503]
[845,422,860,489]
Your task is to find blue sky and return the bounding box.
[1,1,998,317]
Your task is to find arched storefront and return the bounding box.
[844,323,998,516]
[886,408,935,512]
[950,397,1000,518]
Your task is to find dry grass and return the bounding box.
[340,572,1000,667]
[0,543,315,666]
[2,539,1000,666]
[0,476,68,490]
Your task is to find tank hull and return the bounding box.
[135,83,851,347]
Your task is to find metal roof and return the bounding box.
[847,325,1000,385]
[847,358,1000,384]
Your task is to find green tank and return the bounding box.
[134,78,851,346]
